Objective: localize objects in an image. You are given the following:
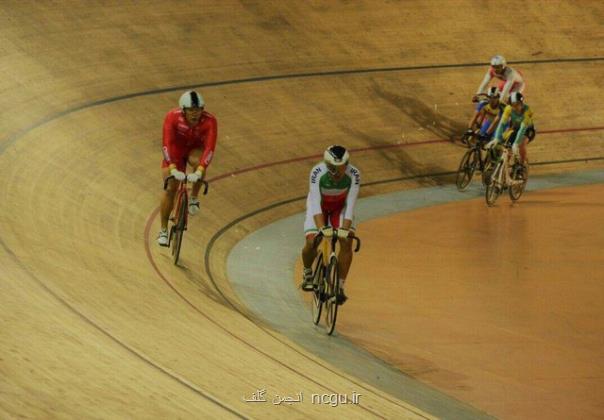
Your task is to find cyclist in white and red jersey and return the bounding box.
[473,55,525,104]
[157,90,217,246]
[300,145,360,304]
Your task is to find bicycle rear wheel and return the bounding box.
[171,192,188,265]
[311,254,325,325]
[485,162,502,206]
[456,149,477,191]
[324,256,340,335]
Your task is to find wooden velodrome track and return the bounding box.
[1,1,603,419]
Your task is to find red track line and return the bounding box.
[205,125,604,183]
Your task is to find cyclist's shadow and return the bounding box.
[371,82,466,142]
[158,253,233,309]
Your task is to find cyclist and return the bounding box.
[300,145,361,304]
[487,92,535,178]
[473,55,525,104]
[157,90,217,246]
[465,86,504,142]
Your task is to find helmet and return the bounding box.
[510,92,524,104]
[490,55,507,67]
[179,90,205,109]
[487,86,500,98]
[324,145,349,167]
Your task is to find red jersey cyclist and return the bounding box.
[300,145,361,304]
[474,55,525,104]
[157,90,217,246]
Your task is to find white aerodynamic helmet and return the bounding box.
[179,90,205,109]
[324,145,350,166]
[510,92,524,104]
[490,55,507,67]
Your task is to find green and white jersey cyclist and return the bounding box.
[300,145,360,304]
[304,147,361,236]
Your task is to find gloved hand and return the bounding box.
[478,133,489,143]
[187,166,205,183]
[485,138,498,149]
[337,228,350,239]
[170,168,186,181]
[319,226,333,237]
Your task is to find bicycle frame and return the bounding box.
[486,142,526,206]
[163,174,209,264]
[310,229,361,335]
[491,146,512,189]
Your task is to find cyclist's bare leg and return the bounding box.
[187,148,205,197]
[518,137,529,165]
[160,167,178,230]
[302,235,318,270]
[337,237,353,286]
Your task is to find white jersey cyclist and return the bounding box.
[476,55,525,103]
[304,157,361,236]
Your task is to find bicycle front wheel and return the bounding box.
[311,254,325,325]
[485,162,502,206]
[481,153,495,186]
[456,149,477,191]
[509,164,528,201]
[324,256,340,336]
[172,193,188,265]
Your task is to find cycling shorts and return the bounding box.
[304,207,356,237]
[161,145,204,171]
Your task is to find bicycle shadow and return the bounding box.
[157,252,235,309]
[336,82,464,185]
[370,81,466,143]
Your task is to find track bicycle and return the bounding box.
[310,229,361,335]
[163,174,209,265]
[485,141,528,206]
[455,131,496,191]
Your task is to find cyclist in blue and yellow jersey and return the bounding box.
[300,145,361,304]
[466,86,505,142]
[487,92,535,178]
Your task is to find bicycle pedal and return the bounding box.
[301,283,314,292]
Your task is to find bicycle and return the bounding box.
[163,174,209,265]
[485,141,528,206]
[455,131,496,191]
[309,229,361,335]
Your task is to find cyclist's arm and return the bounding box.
[162,112,177,168]
[513,109,534,145]
[469,106,485,129]
[308,166,323,223]
[494,106,512,141]
[476,70,492,95]
[486,114,501,136]
[343,168,360,221]
[198,116,217,170]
